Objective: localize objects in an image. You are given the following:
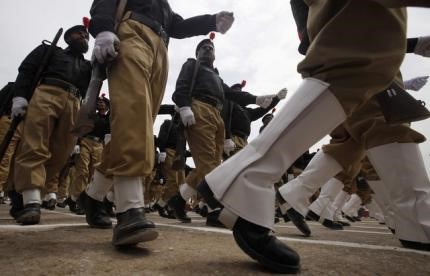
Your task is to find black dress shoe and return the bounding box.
[112,207,158,247]
[167,193,191,223]
[56,198,67,208]
[306,210,320,221]
[399,239,430,251]
[286,208,311,237]
[344,214,357,222]
[8,190,24,219]
[233,217,300,274]
[336,220,351,227]
[153,203,171,219]
[41,199,56,210]
[16,203,41,225]
[103,197,116,217]
[200,205,208,218]
[206,210,225,228]
[322,219,344,230]
[79,192,112,228]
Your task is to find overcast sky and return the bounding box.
[1,1,430,173]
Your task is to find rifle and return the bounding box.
[171,56,201,170]
[376,82,430,124]
[0,28,63,161]
[72,0,128,137]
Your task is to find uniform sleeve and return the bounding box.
[224,83,257,106]
[158,104,176,115]
[89,0,117,37]
[247,97,280,121]
[406,38,418,53]
[172,59,196,107]
[168,12,217,39]
[369,0,430,7]
[13,44,48,99]
[157,120,171,152]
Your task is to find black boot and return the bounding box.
[399,240,430,251]
[103,197,116,217]
[197,180,300,273]
[167,193,191,223]
[41,198,56,210]
[153,202,172,219]
[16,203,41,225]
[56,198,67,208]
[79,191,112,228]
[8,190,24,219]
[206,210,225,228]
[307,210,343,230]
[112,207,158,247]
[286,208,311,237]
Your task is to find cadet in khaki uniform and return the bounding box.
[11,24,91,225]
[197,1,430,273]
[169,38,277,224]
[83,0,237,247]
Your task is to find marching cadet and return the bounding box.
[11,22,91,225]
[68,96,110,210]
[168,37,280,225]
[83,0,236,247]
[197,1,430,273]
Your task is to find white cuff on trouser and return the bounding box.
[113,176,144,213]
[309,178,344,221]
[279,151,343,216]
[22,189,42,205]
[205,78,346,229]
[179,183,197,201]
[43,193,57,201]
[86,170,113,202]
[342,194,361,217]
[367,180,395,229]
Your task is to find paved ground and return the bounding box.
[1,204,429,275]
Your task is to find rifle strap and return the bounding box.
[114,0,128,32]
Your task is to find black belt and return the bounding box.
[126,11,169,47]
[41,78,81,99]
[83,135,103,143]
[193,95,223,111]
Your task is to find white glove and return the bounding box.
[223,139,235,155]
[256,95,274,109]
[104,134,111,144]
[216,11,234,34]
[92,31,120,64]
[414,36,430,57]
[179,106,196,127]
[158,152,167,163]
[277,88,288,100]
[404,76,429,91]
[11,97,28,118]
[73,145,80,155]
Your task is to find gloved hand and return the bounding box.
[223,139,235,155]
[415,36,430,57]
[92,31,120,64]
[179,106,196,127]
[256,95,274,108]
[11,97,28,118]
[404,76,429,91]
[158,152,167,163]
[277,88,288,100]
[104,134,111,144]
[73,145,80,155]
[216,11,235,34]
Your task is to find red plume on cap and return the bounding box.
[241,80,246,88]
[272,108,276,114]
[83,17,90,29]
[209,32,215,41]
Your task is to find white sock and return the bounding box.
[43,193,57,201]
[22,189,42,205]
[179,183,196,201]
[106,191,115,203]
[198,201,205,209]
[157,199,166,207]
[71,195,78,202]
[113,176,144,213]
[86,170,113,202]
[0,191,4,197]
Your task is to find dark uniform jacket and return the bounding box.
[158,119,179,152]
[89,0,217,42]
[85,112,110,140]
[13,45,91,100]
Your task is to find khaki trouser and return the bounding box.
[161,148,185,201]
[69,137,103,198]
[0,116,19,192]
[231,135,248,156]
[99,19,168,178]
[14,85,79,192]
[185,100,224,189]
[58,166,76,199]
[45,173,59,193]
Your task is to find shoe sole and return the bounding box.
[233,229,300,274]
[113,228,159,247]
[16,212,40,225]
